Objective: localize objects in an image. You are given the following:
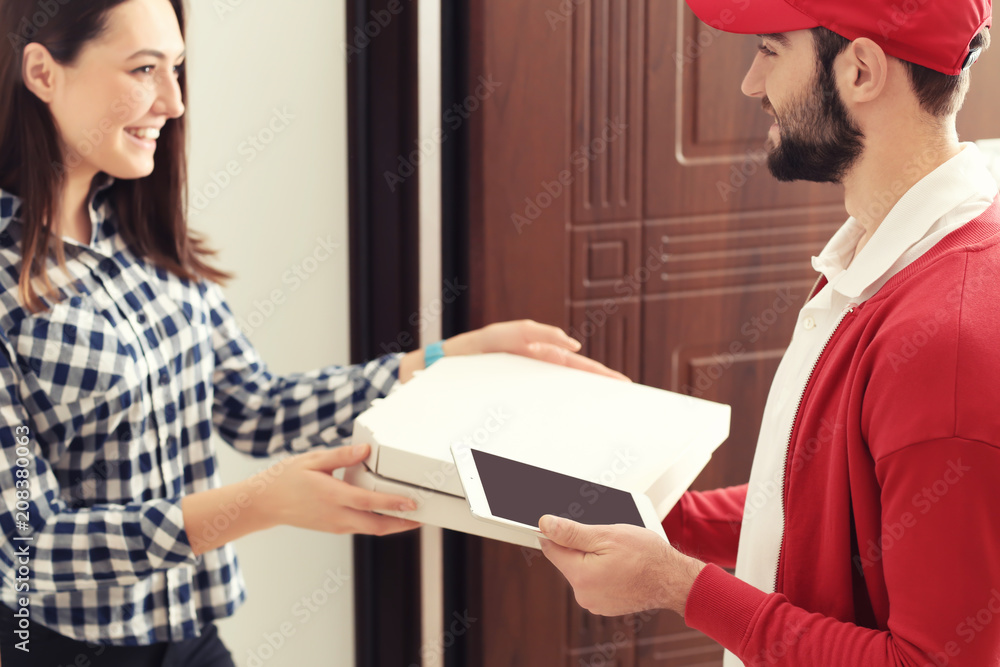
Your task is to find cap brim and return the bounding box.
[684,0,820,35]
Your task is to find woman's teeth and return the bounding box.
[126,128,160,140]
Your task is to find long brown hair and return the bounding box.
[0,0,231,313]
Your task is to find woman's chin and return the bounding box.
[105,161,156,181]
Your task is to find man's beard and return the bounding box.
[765,61,865,184]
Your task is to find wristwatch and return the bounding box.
[424,340,445,367]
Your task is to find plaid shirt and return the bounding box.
[0,180,400,644]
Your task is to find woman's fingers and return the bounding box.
[312,477,422,535]
[339,482,418,514]
[340,507,423,536]
[302,443,372,473]
[521,320,582,351]
[526,342,631,382]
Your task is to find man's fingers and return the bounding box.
[539,515,601,552]
[539,537,584,569]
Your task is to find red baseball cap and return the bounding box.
[684,0,992,75]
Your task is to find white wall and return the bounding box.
[185,2,355,666]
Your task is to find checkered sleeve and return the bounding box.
[0,338,197,593]
[204,281,402,456]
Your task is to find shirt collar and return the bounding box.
[0,189,22,236]
[812,142,999,300]
[0,174,117,244]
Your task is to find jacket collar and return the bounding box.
[811,142,999,300]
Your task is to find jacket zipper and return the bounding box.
[773,302,857,592]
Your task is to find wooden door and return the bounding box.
[460,1,1000,665]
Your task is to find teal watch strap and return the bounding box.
[424,340,445,367]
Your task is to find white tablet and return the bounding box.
[451,443,668,541]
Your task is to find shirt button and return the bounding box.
[803,316,817,330]
[158,370,170,386]
[136,313,147,324]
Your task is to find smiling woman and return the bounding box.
[0,2,624,666]
[0,0,230,312]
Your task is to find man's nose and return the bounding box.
[741,56,766,99]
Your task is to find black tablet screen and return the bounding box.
[470,448,644,528]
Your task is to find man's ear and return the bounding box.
[840,37,889,105]
[22,43,60,104]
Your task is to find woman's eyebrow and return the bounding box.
[127,48,186,60]
[756,33,790,48]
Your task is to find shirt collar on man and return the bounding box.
[811,142,999,300]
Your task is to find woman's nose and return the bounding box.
[154,71,185,119]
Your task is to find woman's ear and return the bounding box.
[22,43,59,104]
[841,37,889,105]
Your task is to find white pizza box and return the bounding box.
[344,353,730,548]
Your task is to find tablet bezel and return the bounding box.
[450,443,667,540]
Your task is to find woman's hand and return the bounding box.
[400,319,630,382]
[257,444,422,535]
[183,444,421,555]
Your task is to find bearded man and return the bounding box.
[539,2,999,665]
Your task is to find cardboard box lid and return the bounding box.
[353,353,731,511]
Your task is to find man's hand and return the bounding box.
[538,515,706,617]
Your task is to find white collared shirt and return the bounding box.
[725,142,998,667]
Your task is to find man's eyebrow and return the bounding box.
[127,49,186,60]
[756,33,790,48]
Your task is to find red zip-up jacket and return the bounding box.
[663,198,1000,666]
